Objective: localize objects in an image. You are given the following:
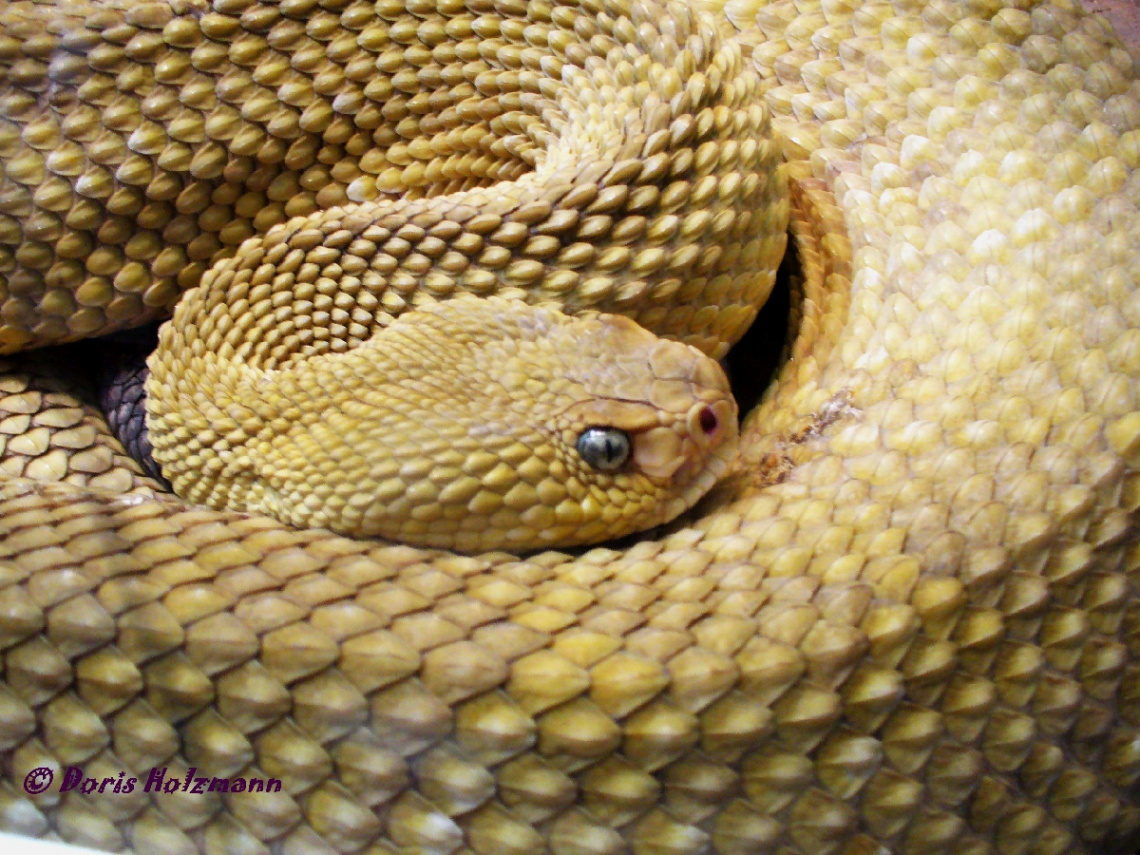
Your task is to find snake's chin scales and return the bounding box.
[146,295,740,553]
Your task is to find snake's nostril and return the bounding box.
[699,406,717,435]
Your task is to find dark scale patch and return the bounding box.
[723,235,792,415]
[93,325,170,488]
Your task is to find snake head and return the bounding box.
[149,295,738,554]
[344,297,740,552]
[547,311,739,529]
[395,297,741,551]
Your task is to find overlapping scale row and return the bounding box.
[0,354,159,494]
[0,0,787,354]
[727,0,1140,852]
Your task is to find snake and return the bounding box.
[0,0,1139,852]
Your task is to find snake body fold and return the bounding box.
[1,0,1140,853]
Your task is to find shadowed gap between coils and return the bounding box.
[91,323,170,488]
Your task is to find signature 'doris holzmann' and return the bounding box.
[22,765,283,796]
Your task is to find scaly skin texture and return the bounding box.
[2,0,776,549]
[0,2,1139,855]
[149,295,739,551]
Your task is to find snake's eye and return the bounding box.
[577,427,631,471]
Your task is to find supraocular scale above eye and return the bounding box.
[577,427,631,471]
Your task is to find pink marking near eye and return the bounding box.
[699,406,717,435]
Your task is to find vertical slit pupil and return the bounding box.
[606,436,619,461]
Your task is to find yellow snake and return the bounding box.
[1,0,1139,852]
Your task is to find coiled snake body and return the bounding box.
[1,0,1139,853]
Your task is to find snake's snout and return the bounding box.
[683,353,738,455]
[633,387,738,488]
[620,334,739,492]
